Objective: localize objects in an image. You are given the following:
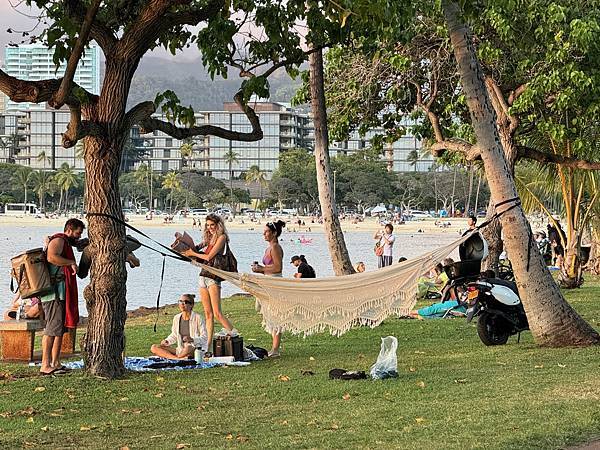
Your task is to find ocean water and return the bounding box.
[1,223,459,314]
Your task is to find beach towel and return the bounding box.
[62,357,219,372]
[50,233,79,328]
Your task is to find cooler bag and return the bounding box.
[10,248,52,298]
[213,335,244,361]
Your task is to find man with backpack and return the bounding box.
[39,218,85,375]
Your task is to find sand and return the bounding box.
[0,213,470,235]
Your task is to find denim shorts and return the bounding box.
[199,275,221,289]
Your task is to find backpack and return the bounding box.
[10,248,53,298]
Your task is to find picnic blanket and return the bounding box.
[63,357,219,372]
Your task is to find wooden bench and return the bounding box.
[0,320,77,361]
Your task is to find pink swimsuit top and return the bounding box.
[262,248,273,266]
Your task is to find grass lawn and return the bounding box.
[1,280,599,450]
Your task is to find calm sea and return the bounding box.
[1,224,459,313]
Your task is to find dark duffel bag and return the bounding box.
[213,335,244,361]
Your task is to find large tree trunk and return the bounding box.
[559,230,584,288]
[480,77,521,271]
[82,58,135,377]
[83,135,128,377]
[443,0,599,347]
[309,48,354,275]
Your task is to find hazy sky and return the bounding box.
[0,1,196,63]
[0,1,41,54]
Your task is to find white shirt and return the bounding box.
[164,311,208,352]
[379,233,395,257]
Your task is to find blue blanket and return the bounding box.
[63,356,219,372]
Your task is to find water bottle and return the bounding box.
[16,299,25,321]
[194,347,203,364]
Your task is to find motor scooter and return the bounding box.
[465,278,529,345]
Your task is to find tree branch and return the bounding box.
[62,104,104,148]
[118,0,223,60]
[134,91,263,142]
[0,70,97,106]
[518,146,600,170]
[51,0,102,109]
[64,0,118,53]
[430,139,481,160]
[508,84,527,106]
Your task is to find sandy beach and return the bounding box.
[0,213,470,235]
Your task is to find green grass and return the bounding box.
[1,280,600,450]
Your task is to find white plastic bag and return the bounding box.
[370,336,399,380]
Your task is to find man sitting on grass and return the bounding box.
[150,294,208,359]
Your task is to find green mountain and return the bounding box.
[127,56,302,111]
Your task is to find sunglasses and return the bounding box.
[178,300,193,305]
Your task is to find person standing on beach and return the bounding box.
[374,223,395,268]
[182,213,237,356]
[251,220,285,357]
[40,218,84,375]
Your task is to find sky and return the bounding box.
[0,1,41,54]
[0,1,199,64]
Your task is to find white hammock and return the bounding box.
[195,234,470,337]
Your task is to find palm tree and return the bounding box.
[407,149,419,172]
[245,165,268,211]
[30,170,54,212]
[162,171,181,213]
[180,141,194,171]
[12,166,33,211]
[134,162,154,210]
[74,141,85,167]
[308,45,355,275]
[516,155,599,288]
[224,149,240,209]
[0,132,21,164]
[55,163,79,213]
[36,150,51,170]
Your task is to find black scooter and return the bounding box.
[465,278,529,345]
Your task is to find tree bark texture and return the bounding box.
[308,48,355,276]
[81,59,136,377]
[443,0,599,347]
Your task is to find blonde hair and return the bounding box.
[203,213,229,245]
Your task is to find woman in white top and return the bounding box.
[150,294,208,359]
[374,223,395,268]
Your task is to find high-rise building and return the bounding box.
[1,100,433,176]
[3,43,100,111]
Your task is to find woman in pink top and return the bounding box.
[252,219,285,357]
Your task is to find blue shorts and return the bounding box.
[199,275,221,289]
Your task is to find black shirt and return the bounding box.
[297,261,316,278]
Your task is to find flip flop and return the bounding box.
[40,368,58,376]
[52,368,69,375]
[56,365,72,372]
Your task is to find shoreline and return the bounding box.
[0,214,469,235]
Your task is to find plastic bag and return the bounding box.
[370,336,399,380]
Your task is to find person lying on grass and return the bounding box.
[150,294,208,359]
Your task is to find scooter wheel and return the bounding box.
[477,312,509,346]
